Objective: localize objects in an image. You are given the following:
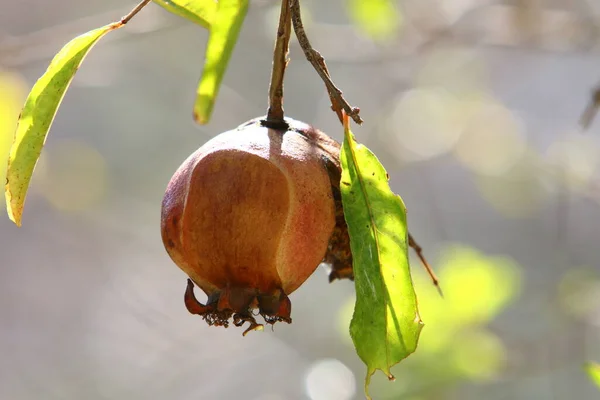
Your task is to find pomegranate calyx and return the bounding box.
[184,279,291,334]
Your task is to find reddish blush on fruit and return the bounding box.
[161,117,350,334]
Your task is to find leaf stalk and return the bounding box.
[120,0,153,26]
[289,0,363,125]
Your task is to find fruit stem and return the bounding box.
[265,0,293,125]
[289,0,363,125]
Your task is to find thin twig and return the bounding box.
[0,1,280,68]
[580,86,600,130]
[120,0,152,26]
[408,232,443,297]
[266,0,292,124]
[289,0,363,125]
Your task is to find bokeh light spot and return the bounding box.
[38,140,108,212]
[415,245,521,342]
[545,132,600,192]
[387,88,464,161]
[305,359,356,400]
[454,100,527,176]
[347,0,402,41]
[451,330,507,380]
[475,150,546,218]
[416,48,489,96]
[439,246,521,325]
[558,267,600,320]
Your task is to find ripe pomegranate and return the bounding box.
[161,117,352,335]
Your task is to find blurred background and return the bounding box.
[1,0,600,399]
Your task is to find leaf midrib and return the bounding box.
[344,129,392,372]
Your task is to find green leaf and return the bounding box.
[152,0,215,28]
[5,23,121,226]
[154,0,249,124]
[347,0,402,41]
[586,362,600,389]
[193,0,248,124]
[340,114,423,399]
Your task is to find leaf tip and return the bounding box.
[4,186,21,226]
[193,95,213,125]
[6,203,22,227]
[192,109,206,125]
[415,314,424,326]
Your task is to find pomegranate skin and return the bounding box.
[161,117,337,333]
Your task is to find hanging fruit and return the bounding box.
[161,117,352,334]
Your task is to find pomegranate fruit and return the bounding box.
[161,117,352,334]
